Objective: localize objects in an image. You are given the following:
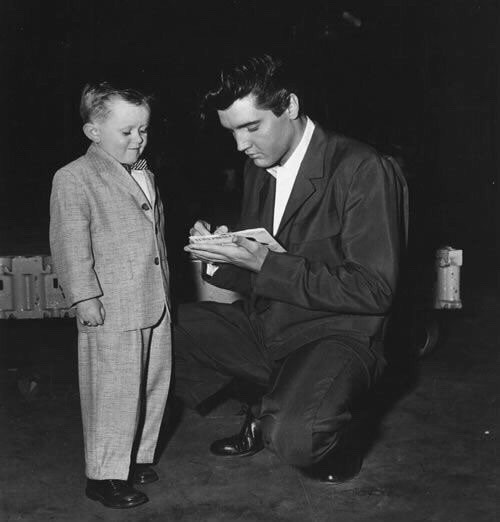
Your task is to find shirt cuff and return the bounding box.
[206,263,219,277]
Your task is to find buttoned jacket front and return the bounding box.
[50,143,169,332]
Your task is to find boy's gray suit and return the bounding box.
[50,143,169,332]
[50,143,171,479]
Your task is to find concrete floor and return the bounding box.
[1,273,498,522]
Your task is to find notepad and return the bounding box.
[189,227,286,253]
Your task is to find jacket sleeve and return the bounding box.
[49,169,103,307]
[203,263,253,296]
[253,156,404,314]
[199,159,256,296]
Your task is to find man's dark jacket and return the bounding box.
[208,123,407,362]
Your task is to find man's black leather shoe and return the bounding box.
[210,408,264,457]
[85,479,148,509]
[131,464,159,485]
[303,448,363,484]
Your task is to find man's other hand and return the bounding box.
[184,234,269,272]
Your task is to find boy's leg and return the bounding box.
[135,307,172,464]
[174,301,272,409]
[78,329,143,480]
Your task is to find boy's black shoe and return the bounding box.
[210,408,264,457]
[131,464,159,485]
[85,479,148,509]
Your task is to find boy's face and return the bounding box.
[85,97,150,165]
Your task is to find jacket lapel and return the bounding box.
[144,169,157,208]
[276,125,328,237]
[257,172,276,233]
[85,144,154,222]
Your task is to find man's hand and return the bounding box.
[189,220,229,237]
[76,298,105,327]
[185,234,269,273]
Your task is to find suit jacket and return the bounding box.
[209,124,407,360]
[49,143,170,332]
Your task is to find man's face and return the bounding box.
[217,94,298,168]
[91,97,150,164]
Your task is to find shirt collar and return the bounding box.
[267,116,315,178]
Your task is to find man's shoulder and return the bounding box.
[319,127,380,164]
[300,125,382,185]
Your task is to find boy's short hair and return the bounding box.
[202,54,301,118]
[80,81,152,123]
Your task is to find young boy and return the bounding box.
[50,82,171,509]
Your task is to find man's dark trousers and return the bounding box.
[173,300,384,468]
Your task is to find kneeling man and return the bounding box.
[175,54,406,482]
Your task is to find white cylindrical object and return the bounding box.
[434,246,463,309]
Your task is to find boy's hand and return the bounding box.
[76,298,105,327]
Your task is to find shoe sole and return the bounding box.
[132,475,159,485]
[210,447,264,458]
[319,474,358,484]
[85,490,149,509]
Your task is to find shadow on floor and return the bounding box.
[1,274,498,521]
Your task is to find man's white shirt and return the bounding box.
[205,116,315,276]
[267,116,315,235]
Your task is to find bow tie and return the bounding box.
[122,158,148,173]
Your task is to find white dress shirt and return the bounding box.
[205,117,314,277]
[267,117,315,235]
[131,168,154,205]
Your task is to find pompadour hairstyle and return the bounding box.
[202,54,300,118]
[80,81,152,123]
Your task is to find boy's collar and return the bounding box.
[87,143,148,171]
[123,158,148,172]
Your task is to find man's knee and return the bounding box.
[260,413,341,468]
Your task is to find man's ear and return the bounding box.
[286,93,300,120]
[83,122,100,143]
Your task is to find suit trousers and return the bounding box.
[174,301,383,468]
[78,307,171,480]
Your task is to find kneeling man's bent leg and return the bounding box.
[174,301,272,409]
[259,335,382,468]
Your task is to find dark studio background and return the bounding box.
[1,5,499,519]
[0,0,498,301]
